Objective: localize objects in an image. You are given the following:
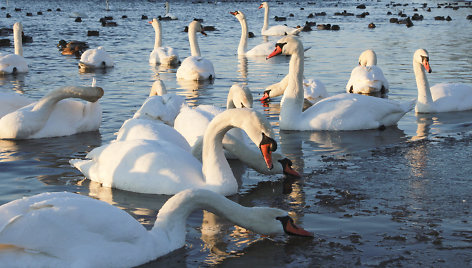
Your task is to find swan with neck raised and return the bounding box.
[0,189,312,267]
[149,18,180,67]
[71,108,277,196]
[162,1,178,20]
[230,11,274,57]
[176,20,215,81]
[346,49,389,95]
[266,36,414,131]
[0,84,103,139]
[260,73,327,106]
[258,2,302,36]
[413,48,472,113]
[79,46,114,71]
[0,22,28,74]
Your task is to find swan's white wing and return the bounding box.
[176,56,215,81]
[346,65,389,94]
[246,42,274,57]
[429,83,472,112]
[0,54,29,74]
[133,94,185,125]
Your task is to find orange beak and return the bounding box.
[258,3,263,9]
[148,21,153,24]
[283,164,301,178]
[266,46,283,60]
[260,90,270,102]
[422,58,432,73]
[277,216,313,237]
[230,11,237,16]
[260,144,273,170]
[201,31,207,36]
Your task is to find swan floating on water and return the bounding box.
[266,36,414,131]
[0,189,312,267]
[258,2,302,36]
[346,49,389,95]
[0,22,28,75]
[149,18,180,67]
[413,48,472,113]
[79,46,114,71]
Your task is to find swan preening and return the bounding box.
[413,49,472,113]
[258,2,302,36]
[0,22,28,75]
[0,84,104,139]
[176,20,215,81]
[346,49,389,95]
[0,189,312,267]
[149,18,180,67]
[79,46,114,71]
[71,108,278,196]
[266,36,414,131]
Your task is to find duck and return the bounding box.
[0,22,28,75]
[0,189,312,267]
[70,108,277,196]
[78,46,114,71]
[260,73,327,106]
[346,49,389,95]
[176,20,215,81]
[0,83,104,139]
[413,48,472,113]
[258,2,302,36]
[57,40,89,57]
[174,84,300,177]
[149,18,180,67]
[230,10,274,57]
[266,36,415,131]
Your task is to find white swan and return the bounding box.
[149,18,180,67]
[230,11,274,57]
[260,73,328,106]
[162,1,178,20]
[0,22,28,75]
[258,2,302,36]
[132,80,185,125]
[176,21,215,81]
[0,85,103,139]
[266,36,415,131]
[0,189,312,267]
[346,49,389,95]
[70,108,277,196]
[413,48,472,113]
[79,46,114,71]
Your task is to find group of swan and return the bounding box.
[0,81,104,139]
[0,189,312,267]
[0,22,28,75]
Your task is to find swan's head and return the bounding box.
[149,18,160,28]
[13,22,23,33]
[358,49,377,66]
[244,207,313,237]
[259,2,268,9]
[278,158,301,177]
[266,36,303,59]
[230,10,246,21]
[189,20,207,36]
[227,84,253,109]
[414,49,432,73]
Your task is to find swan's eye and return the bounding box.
[275,42,287,49]
[260,133,277,151]
[421,55,429,62]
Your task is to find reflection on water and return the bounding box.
[0,74,26,94]
[413,110,472,140]
[176,79,214,105]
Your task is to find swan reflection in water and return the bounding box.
[176,79,214,106]
[0,73,26,94]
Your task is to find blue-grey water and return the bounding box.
[0,0,471,266]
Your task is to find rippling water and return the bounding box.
[0,0,471,266]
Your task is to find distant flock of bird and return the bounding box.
[0,1,471,266]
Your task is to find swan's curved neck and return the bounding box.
[237,16,248,55]
[280,47,304,125]
[13,25,23,56]
[151,189,252,250]
[262,6,269,31]
[153,22,162,49]
[32,86,102,113]
[188,26,201,57]
[413,60,433,110]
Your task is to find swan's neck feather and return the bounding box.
[237,16,248,55]
[165,2,170,14]
[153,22,162,49]
[263,6,269,31]
[189,25,201,57]
[414,60,433,110]
[152,189,254,251]
[13,24,23,56]
[280,46,304,126]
